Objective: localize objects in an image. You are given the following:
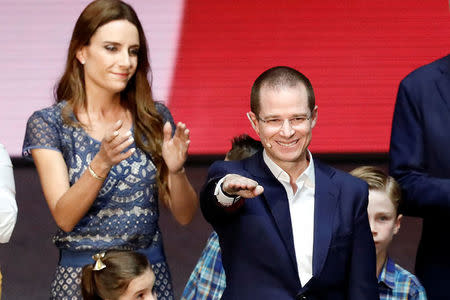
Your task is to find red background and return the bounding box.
[169,0,450,154]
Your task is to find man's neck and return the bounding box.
[263,150,311,187]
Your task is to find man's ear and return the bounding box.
[310,106,318,129]
[393,214,402,235]
[76,47,86,65]
[246,112,260,135]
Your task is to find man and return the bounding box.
[389,54,450,299]
[200,66,379,300]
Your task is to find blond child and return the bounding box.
[351,166,426,299]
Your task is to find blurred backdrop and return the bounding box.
[0,0,448,299]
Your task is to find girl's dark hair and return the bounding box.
[56,0,170,204]
[81,251,152,300]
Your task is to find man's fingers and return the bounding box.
[253,185,264,196]
[223,179,260,195]
[235,185,264,199]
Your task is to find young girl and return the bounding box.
[82,251,156,300]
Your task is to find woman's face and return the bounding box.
[77,19,139,96]
[116,268,156,300]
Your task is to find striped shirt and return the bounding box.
[181,231,226,300]
[378,257,427,300]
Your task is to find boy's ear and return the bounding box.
[393,214,403,235]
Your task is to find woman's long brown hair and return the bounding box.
[55,0,169,204]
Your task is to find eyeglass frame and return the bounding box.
[256,114,312,129]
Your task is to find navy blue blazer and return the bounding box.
[200,151,378,300]
[389,54,450,299]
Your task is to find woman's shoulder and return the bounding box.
[23,101,69,158]
[28,101,67,123]
[154,101,174,124]
[154,101,170,115]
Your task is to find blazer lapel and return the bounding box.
[246,152,299,275]
[312,161,339,276]
[436,54,450,113]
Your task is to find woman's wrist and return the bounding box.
[169,167,185,175]
[90,156,112,179]
[88,164,106,181]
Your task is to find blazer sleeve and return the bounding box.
[389,81,450,217]
[348,184,379,300]
[200,160,244,225]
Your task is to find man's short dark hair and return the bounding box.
[250,66,315,116]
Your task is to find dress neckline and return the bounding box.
[61,100,134,143]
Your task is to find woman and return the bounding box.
[82,251,157,300]
[22,0,197,299]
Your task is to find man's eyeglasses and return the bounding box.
[257,116,311,129]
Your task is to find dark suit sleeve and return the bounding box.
[348,184,379,300]
[200,161,244,225]
[389,81,450,216]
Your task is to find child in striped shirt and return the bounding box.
[351,166,427,300]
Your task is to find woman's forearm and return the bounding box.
[167,169,198,225]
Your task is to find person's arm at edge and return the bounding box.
[0,144,18,243]
[389,81,450,216]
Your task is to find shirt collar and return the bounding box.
[262,149,315,189]
[378,256,396,290]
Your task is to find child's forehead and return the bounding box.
[368,189,397,213]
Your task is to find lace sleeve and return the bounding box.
[155,102,176,136]
[22,109,62,159]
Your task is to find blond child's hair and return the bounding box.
[350,166,401,214]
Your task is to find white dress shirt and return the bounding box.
[215,150,315,286]
[0,144,17,243]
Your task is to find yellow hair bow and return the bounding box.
[92,252,106,271]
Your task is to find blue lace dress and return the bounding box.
[23,101,175,300]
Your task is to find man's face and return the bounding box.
[367,189,402,259]
[249,84,317,170]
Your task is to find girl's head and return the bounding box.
[81,251,156,300]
